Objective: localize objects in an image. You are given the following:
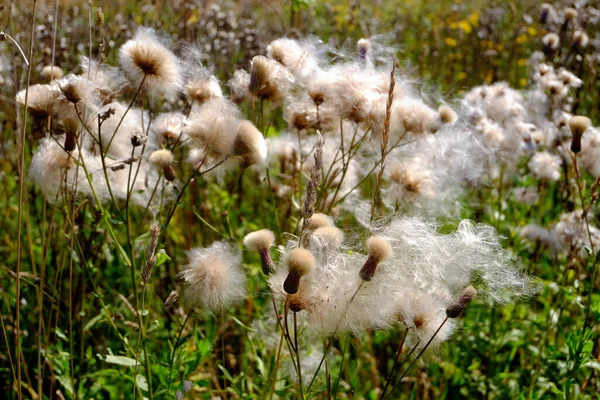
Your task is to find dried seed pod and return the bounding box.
[163,290,180,309]
[283,248,315,294]
[243,229,276,275]
[359,236,393,281]
[569,115,591,153]
[446,286,477,318]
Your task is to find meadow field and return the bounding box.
[1,0,599,398]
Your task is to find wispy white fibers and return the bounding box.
[528,151,562,181]
[180,242,247,313]
[268,217,533,347]
[119,27,182,101]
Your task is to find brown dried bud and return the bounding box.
[258,248,275,275]
[63,118,79,152]
[446,286,477,318]
[283,270,302,294]
[163,164,176,182]
[131,133,146,147]
[569,116,591,153]
[359,236,393,282]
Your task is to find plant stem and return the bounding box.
[167,312,193,392]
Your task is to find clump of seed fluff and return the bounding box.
[118,27,182,101]
[283,248,316,294]
[180,242,246,313]
[244,229,276,275]
[149,149,176,181]
[569,115,591,153]
[359,235,393,281]
[304,213,332,230]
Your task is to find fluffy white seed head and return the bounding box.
[16,83,61,118]
[243,229,275,251]
[438,105,458,125]
[564,7,578,21]
[569,116,591,137]
[285,248,316,276]
[572,31,589,49]
[180,242,246,312]
[119,27,182,101]
[233,121,268,166]
[542,33,560,51]
[304,213,332,230]
[185,98,241,161]
[185,75,223,105]
[528,151,562,181]
[227,69,251,104]
[366,235,393,262]
[149,149,174,167]
[249,55,293,103]
[41,65,64,80]
[312,226,344,249]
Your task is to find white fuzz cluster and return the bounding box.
[119,27,182,101]
[185,97,266,169]
[148,149,174,167]
[94,102,147,159]
[227,70,251,104]
[41,65,64,80]
[180,242,246,312]
[268,217,533,347]
[578,128,600,177]
[520,224,562,254]
[149,112,185,150]
[16,83,62,118]
[554,212,600,256]
[528,151,562,181]
[243,229,276,251]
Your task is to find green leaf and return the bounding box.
[155,249,171,267]
[84,313,105,332]
[135,373,149,392]
[98,354,138,367]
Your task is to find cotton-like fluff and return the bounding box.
[528,151,562,181]
[79,56,128,101]
[374,218,534,303]
[184,98,241,163]
[180,242,246,312]
[554,211,600,256]
[377,126,482,217]
[29,137,78,200]
[385,158,436,205]
[16,83,62,118]
[148,112,185,150]
[249,55,294,103]
[232,121,268,167]
[94,102,146,160]
[389,98,441,139]
[227,69,251,104]
[184,72,223,105]
[266,37,325,83]
[577,128,600,177]
[394,288,456,348]
[56,74,100,112]
[29,137,111,203]
[520,224,562,254]
[119,27,182,101]
[268,217,532,344]
[41,65,64,80]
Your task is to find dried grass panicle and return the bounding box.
[163,289,180,309]
[141,223,161,284]
[301,131,324,231]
